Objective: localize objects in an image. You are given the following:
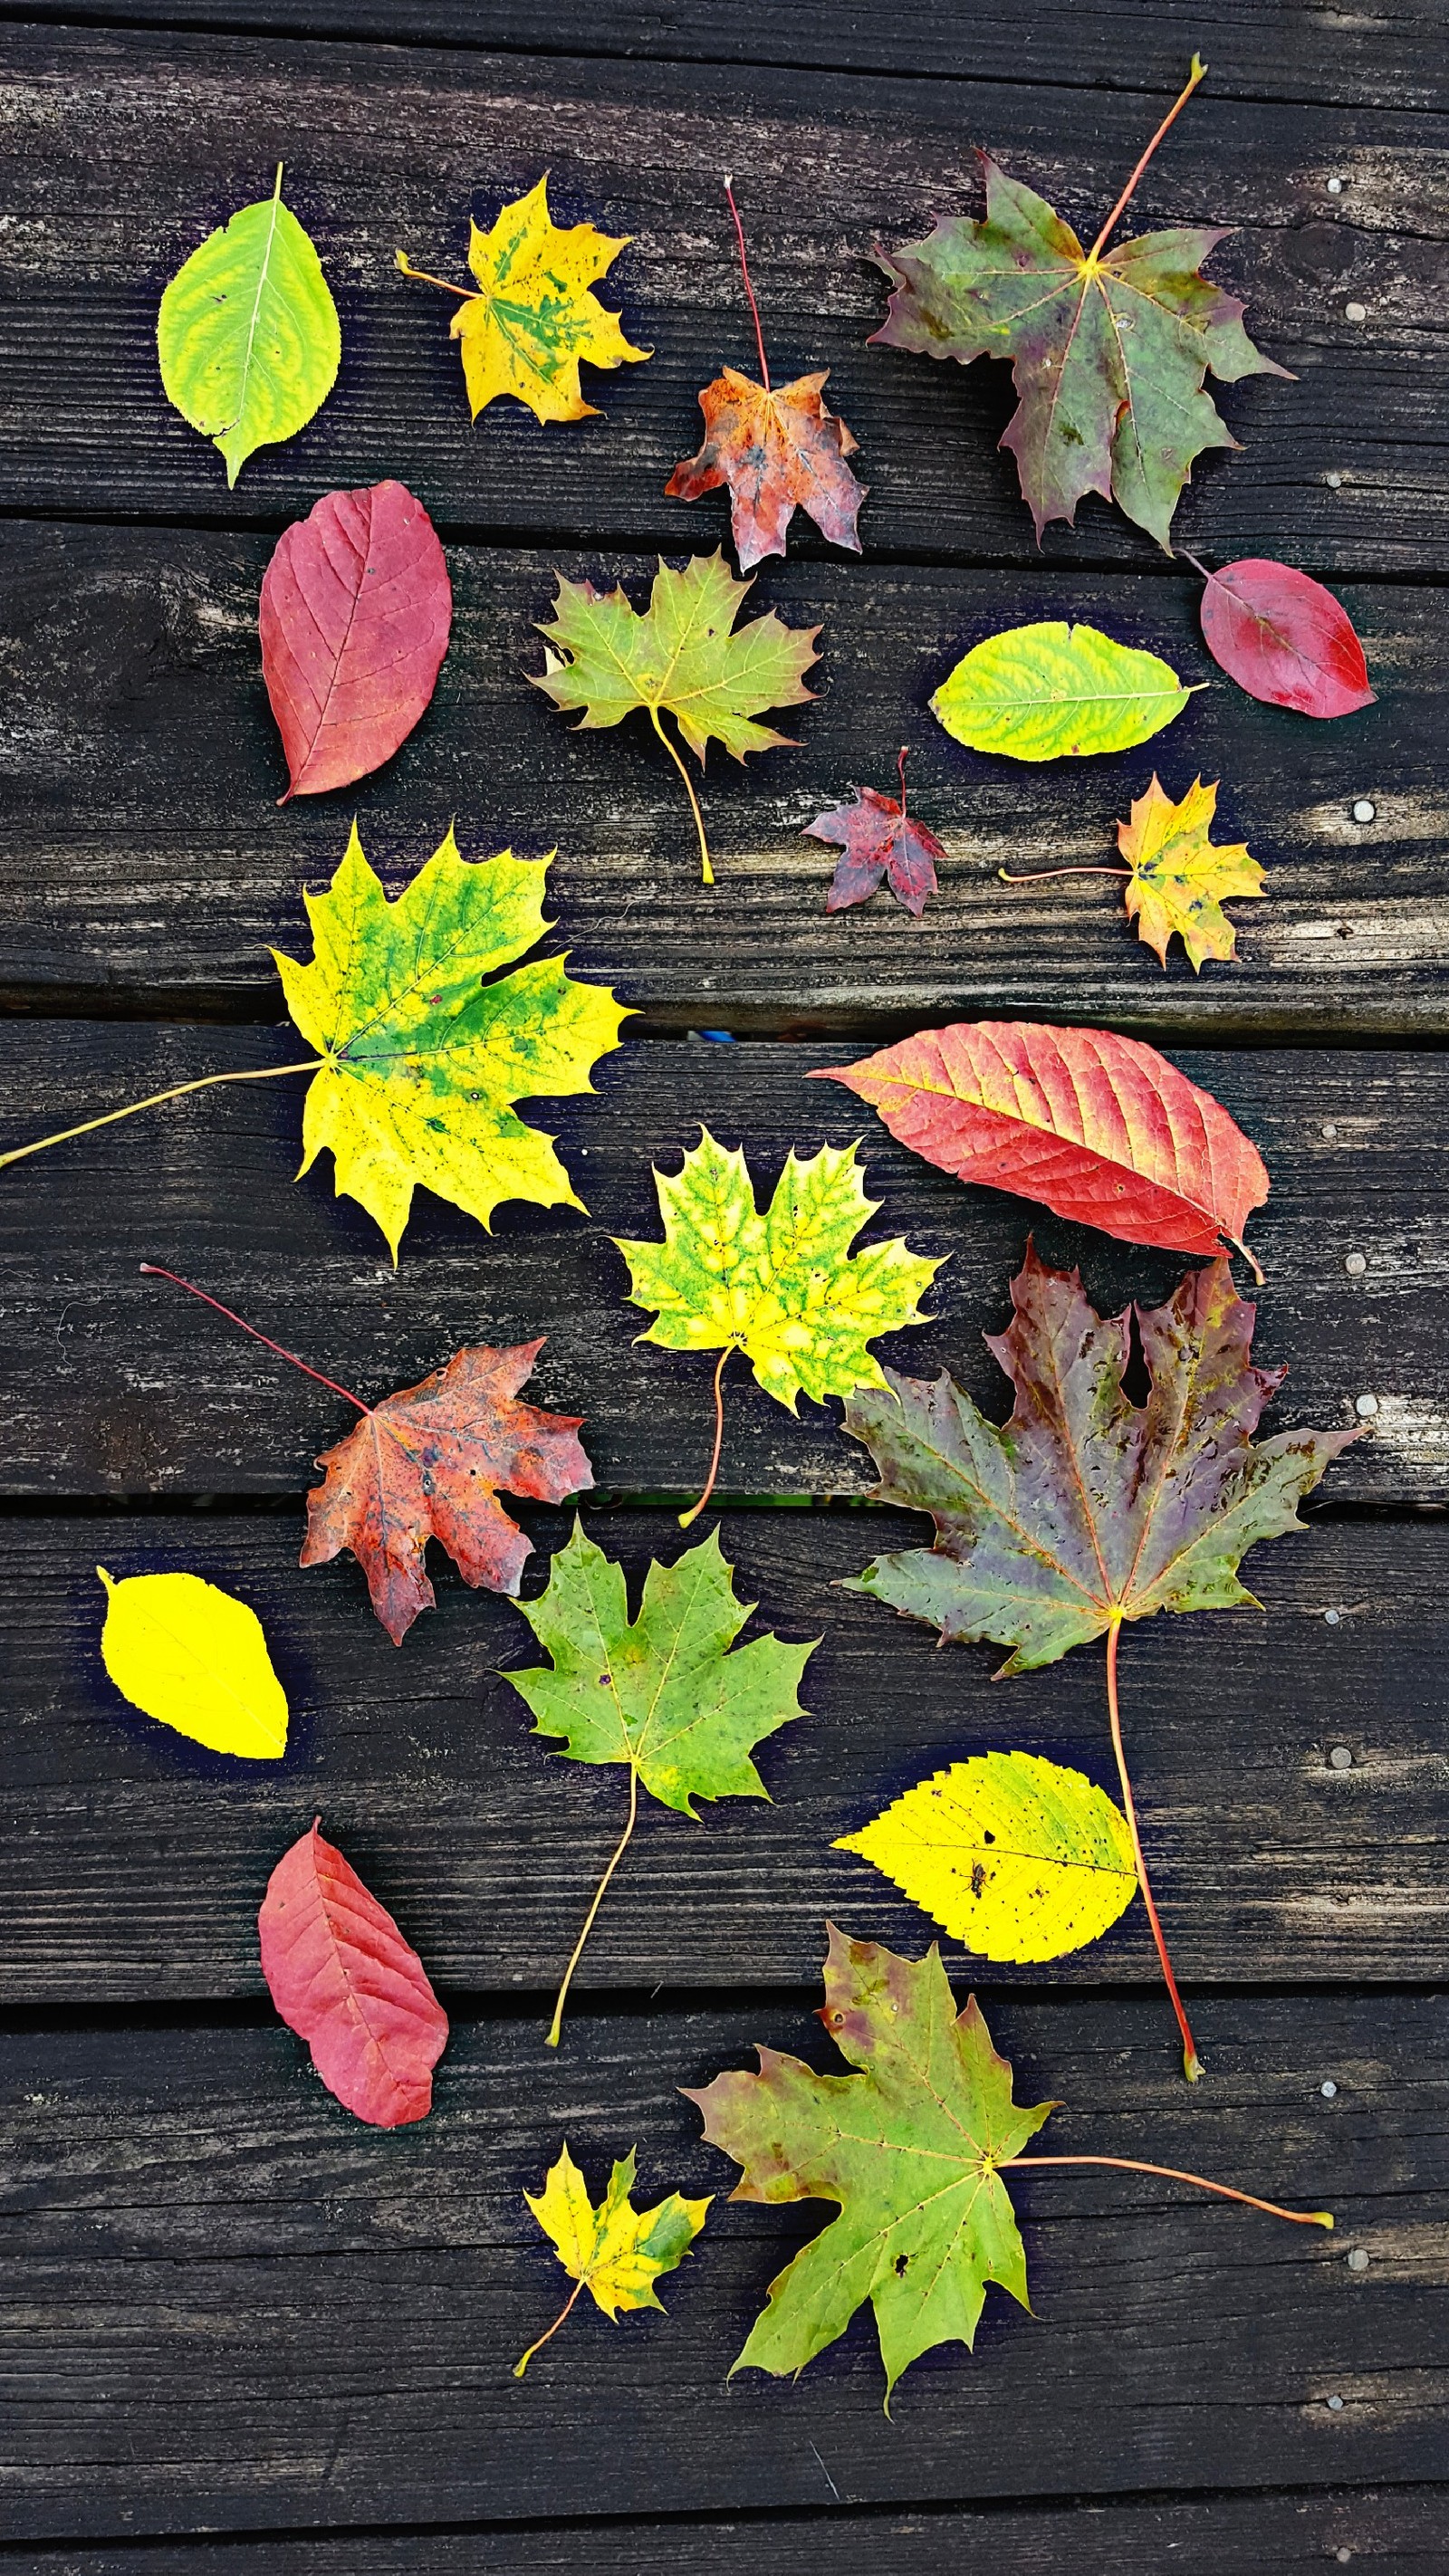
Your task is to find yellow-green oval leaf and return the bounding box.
[931,619,1192,761]
[96,1566,289,1759]
[158,168,341,486]
[835,1748,1136,1962]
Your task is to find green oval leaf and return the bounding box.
[836,1748,1137,1962]
[931,619,1192,760]
[158,168,341,485]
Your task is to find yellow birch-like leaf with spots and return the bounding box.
[932,620,1195,761]
[397,175,649,424]
[614,1127,942,1524]
[836,1748,1137,1962]
[1118,774,1263,970]
[515,2144,710,2376]
[273,821,629,1259]
[157,168,341,485]
[97,1566,289,1758]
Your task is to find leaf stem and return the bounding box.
[139,1264,370,1415]
[724,177,770,391]
[1178,550,1217,586]
[648,703,715,885]
[546,1763,640,2049]
[1088,54,1208,263]
[1002,2154,1332,2229]
[896,744,909,815]
[0,1059,324,1175]
[998,865,1131,884]
[679,1345,731,1529]
[394,249,475,298]
[513,2274,586,2378]
[1106,1616,1203,2083]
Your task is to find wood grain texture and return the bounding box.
[5,528,1438,1040]
[0,28,1443,569]
[25,2484,1449,2576]
[15,0,1444,110]
[3,1508,1444,2002]
[0,1034,1436,1501]
[3,1995,1444,2539]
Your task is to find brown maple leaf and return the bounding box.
[303,1339,593,1643]
[806,749,945,916]
[667,366,865,570]
[666,182,867,569]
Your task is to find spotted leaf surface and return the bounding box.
[615,1128,942,1414]
[1117,774,1262,970]
[686,1926,1051,2397]
[399,176,648,424]
[517,2145,710,2373]
[806,781,946,918]
[667,366,866,569]
[273,823,629,1258]
[836,1749,1137,1961]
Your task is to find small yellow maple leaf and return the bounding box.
[1118,774,1263,971]
[397,175,649,424]
[514,2145,710,2376]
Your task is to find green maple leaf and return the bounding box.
[842,1245,1357,2079]
[615,1128,943,1526]
[273,821,629,1259]
[873,59,1291,551]
[533,551,819,883]
[505,1519,816,2043]
[686,1924,1053,2399]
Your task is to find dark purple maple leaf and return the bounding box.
[806,751,945,917]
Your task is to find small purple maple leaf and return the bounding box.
[805,751,945,918]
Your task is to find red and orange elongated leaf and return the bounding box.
[259,479,452,800]
[1190,556,1376,718]
[814,1020,1269,1270]
[303,1338,592,1645]
[258,1821,447,2127]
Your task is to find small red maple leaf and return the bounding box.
[805,750,945,917]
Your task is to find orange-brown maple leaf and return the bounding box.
[302,1339,592,1644]
[667,366,866,570]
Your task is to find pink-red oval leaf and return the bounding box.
[259,479,452,801]
[258,1819,447,2126]
[813,1020,1269,1271]
[1194,557,1374,718]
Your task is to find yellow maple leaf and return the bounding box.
[1118,773,1263,971]
[397,175,649,423]
[514,2144,710,2376]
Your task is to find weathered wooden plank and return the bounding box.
[24,0,1444,113]
[24,2484,1449,2576]
[0,1035,1438,1501]
[2,1995,1443,2539]
[2,1508,1444,2001]
[5,528,1441,1040]
[0,29,1443,569]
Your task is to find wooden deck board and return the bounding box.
[3,1995,1444,2540]
[0,3,1442,2557]
[3,1508,1445,2001]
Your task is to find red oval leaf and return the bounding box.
[259,479,452,800]
[259,1820,447,2126]
[1196,558,1375,718]
[813,1020,1269,1270]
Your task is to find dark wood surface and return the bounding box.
[2,5,1444,2566]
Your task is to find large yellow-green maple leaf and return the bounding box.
[273,822,629,1258]
[398,175,648,424]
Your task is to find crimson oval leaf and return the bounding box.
[259,479,452,800]
[814,1019,1270,1269]
[258,1819,447,2126]
[1196,558,1374,717]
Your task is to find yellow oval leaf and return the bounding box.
[96,1566,288,1759]
[835,1748,1137,1962]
